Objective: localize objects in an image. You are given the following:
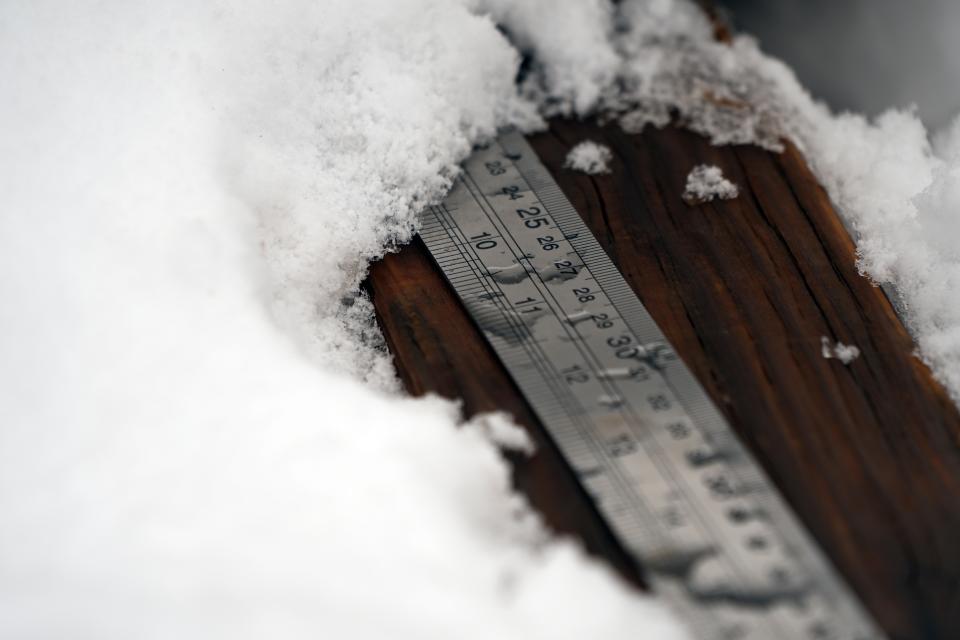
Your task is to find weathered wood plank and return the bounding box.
[367,120,960,640]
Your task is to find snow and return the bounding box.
[564,140,614,174]
[468,412,536,455]
[0,1,685,638]
[591,0,960,404]
[682,165,740,204]
[610,2,797,150]
[821,337,861,365]
[794,110,960,397]
[5,0,960,637]
[472,0,619,116]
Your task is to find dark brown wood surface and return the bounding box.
[366,120,960,640]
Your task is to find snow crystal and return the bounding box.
[682,164,739,204]
[821,337,861,365]
[564,140,614,175]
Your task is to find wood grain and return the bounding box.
[366,120,960,640]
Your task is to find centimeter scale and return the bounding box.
[418,129,885,640]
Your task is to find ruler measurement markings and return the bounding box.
[418,132,883,640]
[503,141,786,557]
[467,145,805,633]
[506,140,794,504]
[446,184,623,463]
[431,198,601,465]
[459,155,695,554]
[500,147,747,513]
[503,134,861,637]
[460,161,690,527]
[498,139,796,638]
[455,166,661,533]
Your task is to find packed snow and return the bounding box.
[3,0,960,638]
[682,164,740,204]
[564,140,614,174]
[821,337,862,365]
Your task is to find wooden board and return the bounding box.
[366,119,960,640]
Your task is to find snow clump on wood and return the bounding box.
[564,140,614,174]
[682,164,740,203]
[821,337,862,365]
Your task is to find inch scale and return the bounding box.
[419,129,884,640]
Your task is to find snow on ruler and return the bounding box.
[3,0,960,639]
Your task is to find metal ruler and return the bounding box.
[418,129,885,640]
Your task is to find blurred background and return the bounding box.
[724,0,960,130]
